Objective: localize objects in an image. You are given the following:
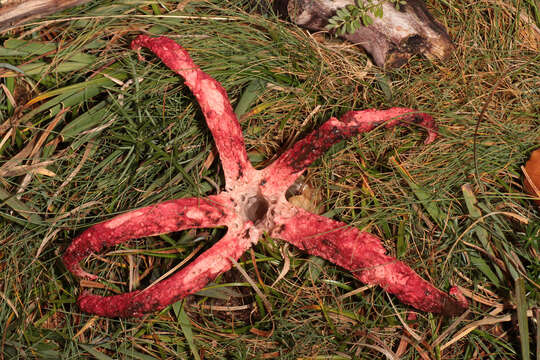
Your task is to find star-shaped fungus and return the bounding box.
[63,35,468,318]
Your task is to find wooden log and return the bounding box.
[274,0,454,67]
[0,0,92,31]
[0,0,453,68]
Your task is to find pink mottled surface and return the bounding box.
[62,35,466,318]
[131,36,255,187]
[63,195,231,280]
[78,222,255,317]
[263,108,437,195]
[271,205,467,315]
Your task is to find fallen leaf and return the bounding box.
[286,178,325,215]
[523,148,540,206]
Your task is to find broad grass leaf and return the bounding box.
[177,301,201,360]
[515,278,530,360]
[60,101,109,141]
[78,344,115,360]
[0,185,42,224]
[470,255,500,286]
[234,78,266,118]
[17,61,94,76]
[3,39,56,55]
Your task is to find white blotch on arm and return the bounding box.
[200,79,225,115]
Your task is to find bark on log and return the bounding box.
[274,0,454,67]
[0,0,92,31]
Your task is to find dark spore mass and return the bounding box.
[246,195,269,223]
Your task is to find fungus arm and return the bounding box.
[131,35,254,186]
[271,205,467,316]
[77,224,257,317]
[263,108,436,194]
[63,194,232,280]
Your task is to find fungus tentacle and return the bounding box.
[271,205,467,316]
[263,108,437,194]
[131,35,254,186]
[77,224,257,317]
[63,195,232,280]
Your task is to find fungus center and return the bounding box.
[245,195,269,223]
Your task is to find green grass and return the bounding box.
[0,0,538,358]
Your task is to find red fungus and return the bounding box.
[62,35,467,318]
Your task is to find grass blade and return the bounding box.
[234,78,266,118]
[515,277,530,360]
[78,344,115,360]
[389,156,444,225]
[177,301,200,360]
[0,185,42,223]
